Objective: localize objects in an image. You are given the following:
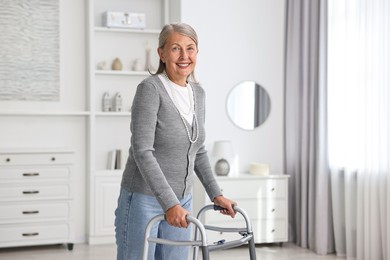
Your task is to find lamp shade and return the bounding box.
[212,140,234,159]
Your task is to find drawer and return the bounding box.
[0,183,71,200]
[218,179,287,199]
[205,218,287,244]
[204,199,287,222]
[0,152,74,166]
[0,223,70,244]
[253,219,287,243]
[0,201,71,223]
[0,167,71,181]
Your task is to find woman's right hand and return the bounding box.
[165,204,190,228]
[213,195,237,218]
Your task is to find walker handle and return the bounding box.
[213,204,237,211]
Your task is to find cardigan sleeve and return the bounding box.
[194,144,223,201]
[130,80,180,211]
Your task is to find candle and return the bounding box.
[249,163,270,176]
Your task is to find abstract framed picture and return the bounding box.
[0,0,59,101]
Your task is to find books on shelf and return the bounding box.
[107,149,124,170]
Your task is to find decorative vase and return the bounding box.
[144,48,154,72]
[112,57,122,70]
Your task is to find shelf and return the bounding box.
[94,112,131,117]
[0,111,133,117]
[94,27,160,34]
[0,147,75,154]
[95,70,150,76]
[0,111,90,116]
[93,169,124,177]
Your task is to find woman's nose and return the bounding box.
[180,50,188,59]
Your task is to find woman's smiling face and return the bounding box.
[158,32,198,86]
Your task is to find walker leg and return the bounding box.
[192,246,198,260]
[248,237,257,260]
[201,246,209,260]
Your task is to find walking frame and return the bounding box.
[142,204,257,260]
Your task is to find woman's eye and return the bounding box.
[172,47,180,52]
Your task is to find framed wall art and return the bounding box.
[0,0,59,101]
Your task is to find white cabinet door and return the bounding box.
[89,174,121,244]
[95,176,121,236]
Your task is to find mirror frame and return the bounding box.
[226,81,271,130]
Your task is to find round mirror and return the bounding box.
[226,81,271,130]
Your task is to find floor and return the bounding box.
[0,242,344,260]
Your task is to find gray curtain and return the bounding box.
[284,0,334,255]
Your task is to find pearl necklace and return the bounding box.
[163,73,199,144]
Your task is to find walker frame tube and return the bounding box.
[142,204,257,260]
[192,204,256,260]
[142,215,208,260]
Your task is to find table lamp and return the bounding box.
[212,140,234,176]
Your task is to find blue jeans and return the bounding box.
[115,189,193,260]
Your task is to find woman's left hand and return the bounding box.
[213,195,237,218]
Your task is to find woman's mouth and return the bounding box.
[177,63,190,68]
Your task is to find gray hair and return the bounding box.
[153,23,198,82]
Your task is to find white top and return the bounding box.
[158,74,194,125]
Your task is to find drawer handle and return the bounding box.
[271,188,275,192]
[51,157,56,161]
[271,229,276,233]
[23,190,40,194]
[23,173,40,177]
[5,158,11,162]
[271,208,276,212]
[22,232,39,237]
[22,210,39,214]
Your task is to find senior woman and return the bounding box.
[114,22,236,260]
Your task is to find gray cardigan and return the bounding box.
[121,75,222,212]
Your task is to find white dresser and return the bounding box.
[0,148,74,250]
[193,174,289,245]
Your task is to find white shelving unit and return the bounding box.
[94,27,161,34]
[94,70,150,76]
[86,0,177,244]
